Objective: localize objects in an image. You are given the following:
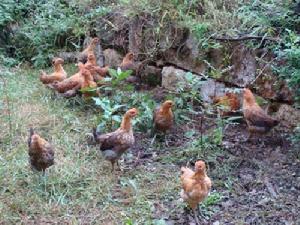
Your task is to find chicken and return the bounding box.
[119,52,136,71]
[40,58,67,84]
[85,53,97,67]
[243,88,279,141]
[85,53,109,82]
[78,37,99,63]
[180,160,212,224]
[213,92,240,116]
[153,100,174,133]
[151,100,174,145]
[28,128,54,174]
[52,62,86,93]
[80,68,98,98]
[93,108,138,172]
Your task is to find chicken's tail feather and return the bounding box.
[28,127,35,147]
[92,127,100,143]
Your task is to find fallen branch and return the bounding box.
[211,35,280,42]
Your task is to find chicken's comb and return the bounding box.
[127,108,138,114]
[195,160,206,169]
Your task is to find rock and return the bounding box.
[162,66,240,103]
[128,15,144,57]
[276,104,300,129]
[57,51,78,63]
[161,66,187,91]
[103,49,123,69]
[125,75,139,84]
[222,44,257,87]
[216,45,294,103]
[95,11,130,49]
[163,48,206,75]
[199,79,226,103]
[208,47,224,69]
[140,65,161,86]
[159,25,188,51]
[163,33,206,75]
[252,54,294,103]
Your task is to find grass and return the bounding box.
[0,65,225,224]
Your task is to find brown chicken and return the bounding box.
[52,62,87,93]
[28,128,55,174]
[78,37,99,63]
[213,92,240,116]
[180,160,212,224]
[80,69,98,98]
[85,53,109,82]
[119,52,136,71]
[153,100,174,133]
[93,108,138,172]
[243,88,279,141]
[40,58,67,84]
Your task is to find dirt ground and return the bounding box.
[128,118,299,225]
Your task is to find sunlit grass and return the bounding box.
[0,65,224,224]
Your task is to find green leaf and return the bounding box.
[92,97,101,106]
[108,68,118,78]
[80,86,97,93]
[112,104,126,111]
[185,130,196,138]
[112,115,122,123]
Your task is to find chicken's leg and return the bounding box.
[116,160,121,170]
[150,133,157,146]
[164,133,169,147]
[193,208,200,225]
[111,161,115,172]
[244,132,253,142]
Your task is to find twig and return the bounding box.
[101,18,118,30]
[211,35,281,42]
[250,57,277,85]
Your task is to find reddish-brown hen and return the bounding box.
[181,160,212,224]
[119,52,136,71]
[52,63,87,93]
[243,88,279,140]
[213,92,240,116]
[40,58,67,84]
[78,37,99,63]
[93,108,138,172]
[80,68,98,98]
[28,128,54,174]
[153,100,174,133]
[85,53,109,82]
